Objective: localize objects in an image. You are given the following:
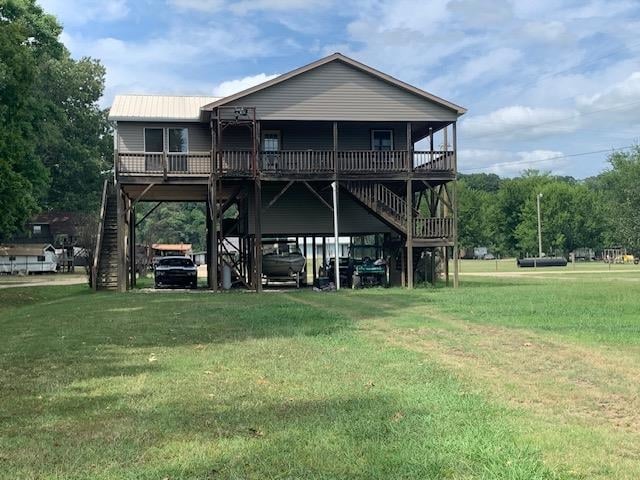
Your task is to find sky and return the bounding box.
[38,0,640,178]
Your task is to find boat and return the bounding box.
[262,240,306,277]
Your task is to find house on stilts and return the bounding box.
[96,53,465,291]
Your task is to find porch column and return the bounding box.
[209,180,218,291]
[333,121,338,176]
[129,205,136,288]
[452,122,459,288]
[254,178,262,292]
[115,183,127,292]
[406,179,413,289]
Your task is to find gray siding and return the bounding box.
[117,122,211,152]
[233,61,458,122]
[224,121,409,151]
[248,183,393,235]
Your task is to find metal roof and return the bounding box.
[109,95,220,122]
[151,243,193,251]
[0,244,56,256]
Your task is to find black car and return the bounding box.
[154,256,198,289]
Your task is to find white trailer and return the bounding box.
[0,244,58,274]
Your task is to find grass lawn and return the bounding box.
[1,271,639,479]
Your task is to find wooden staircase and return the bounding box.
[343,182,454,242]
[93,180,118,290]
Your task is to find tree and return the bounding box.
[0,0,111,240]
[515,182,604,255]
[594,146,640,252]
[457,180,493,251]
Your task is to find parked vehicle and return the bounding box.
[352,257,388,288]
[262,240,306,280]
[482,253,496,260]
[154,256,198,289]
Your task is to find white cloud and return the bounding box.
[461,106,580,140]
[576,71,640,121]
[212,73,280,97]
[169,0,328,14]
[459,149,568,176]
[61,20,276,106]
[39,0,128,25]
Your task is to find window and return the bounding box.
[144,128,164,152]
[262,130,281,152]
[37,255,45,262]
[32,225,42,234]
[9,256,15,261]
[168,128,188,153]
[371,130,394,151]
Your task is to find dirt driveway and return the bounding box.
[0,273,87,289]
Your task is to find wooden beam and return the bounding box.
[406,179,414,289]
[210,180,218,292]
[302,181,333,211]
[129,205,136,288]
[254,178,262,292]
[452,121,459,289]
[312,236,317,283]
[406,122,412,172]
[333,121,338,177]
[126,183,155,216]
[264,181,294,211]
[135,201,161,227]
[220,184,243,214]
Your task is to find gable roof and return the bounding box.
[109,95,220,122]
[201,53,466,115]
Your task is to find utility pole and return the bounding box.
[536,193,543,257]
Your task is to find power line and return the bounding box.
[460,144,637,173]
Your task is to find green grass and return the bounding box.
[455,258,640,274]
[1,272,640,479]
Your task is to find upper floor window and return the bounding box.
[32,225,42,234]
[371,130,393,151]
[144,127,189,153]
[144,128,164,153]
[168,128,188,153]
[262,130,281,152]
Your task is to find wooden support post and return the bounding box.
[400,247,406,288]
[210,180,218,292]
[445,246,450,286]
[406,179,414,289]
[129,205,136,288]
[429,127,434,162]
[452,121,459,288]
[322,237,327,274]
[206,199,212,288]
[254,178,262,292]
[312,236,317,283]
[116,185,126,292]
[333,121,338,177]
[406,122,412,171]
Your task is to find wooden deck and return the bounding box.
[116,150,455,179]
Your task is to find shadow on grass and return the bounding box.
[4,385,552,479]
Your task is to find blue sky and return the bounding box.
[39,0,640,178]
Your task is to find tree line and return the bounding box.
[457,146,640,257]
[0,0,111,241]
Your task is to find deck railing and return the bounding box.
[118,152,212,176]
[413,150,455,171]
[338,150,408,173]
[117,149,455,176]
[260,150,334,174]
[413,217,454,239]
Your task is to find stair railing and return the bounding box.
[92,178,110,291]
